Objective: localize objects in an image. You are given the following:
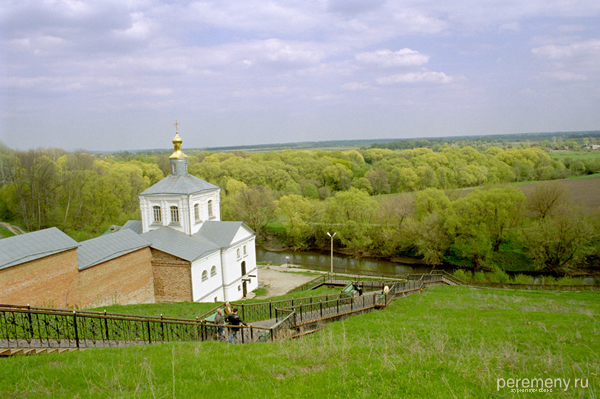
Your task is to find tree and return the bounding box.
[302,182,319,199]
[233,186,276,240]
[324,188,378,254]
[11,151,61,231]
[275,195,316,250]
[451,186,526,252]
[526,207,594,275]
[364,169,390,194]
[415,188,450,220]
[527,182,569,220]
[413,213,451,265]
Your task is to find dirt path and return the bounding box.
[257,264,323,298]
[0,222,26,236]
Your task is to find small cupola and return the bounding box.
[169,121,188,176]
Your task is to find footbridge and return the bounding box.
[0,272,462,355]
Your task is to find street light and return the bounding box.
[327,232,336,278]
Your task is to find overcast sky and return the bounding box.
[1,0,599,152]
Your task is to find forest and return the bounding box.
[1,136,600,275]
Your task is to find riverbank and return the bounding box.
[256,263,320,297]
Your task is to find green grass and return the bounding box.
[264,219,286,233]
[550,150,600,161]
[91,301,218,320]
[0,225,15,238]
[2,286,598,398]
[252,287,268,297]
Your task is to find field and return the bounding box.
[517,175,600,209]
[1,285,598,398]
[549,150,600,162]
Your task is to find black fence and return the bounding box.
[0,274,454,351]
[0,304,282,349]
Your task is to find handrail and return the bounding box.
[0,273,492,351]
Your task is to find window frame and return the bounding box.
[153,206,162,223]
[170,206,179,223]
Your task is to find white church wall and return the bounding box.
[188,190,221,235]
[190,251,224,302]
[140,195,191,234]
[243,237,258,293]
[221,236,258,301]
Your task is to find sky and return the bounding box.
[1,0,600,152]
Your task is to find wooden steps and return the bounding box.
[0,347,85,356]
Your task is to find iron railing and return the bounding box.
[0,273,457,351]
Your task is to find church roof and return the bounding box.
[139,174,219,196]
[122,220,143,235]
[78,229,150,270]
[195,221,254,248]
[0,228,79,270]
[141,227,219,262]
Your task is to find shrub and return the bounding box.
[513,274,534,285]
[452,269,471,282]
[537,276,556,285]
[555,276,583,286]
[473,271,486,282]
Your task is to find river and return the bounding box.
[256,248,434,275]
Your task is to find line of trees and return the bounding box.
[0,142,163,239]
[1,140,599,273]
[268,184,599,275]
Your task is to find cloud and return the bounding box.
[543,71,588,81]
[376,71,454,85]
[532,39,600,82]
[499,22,520,31]
[342,82,371,91]
[355,49,430,67]
[327,0,385,16]
[531,39,600,59]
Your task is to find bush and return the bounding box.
[452,269,471,282]
[537,276,556,285]
[473,271,486,282]
[513,274,534,285]
[485,269,510,284]
[555,276,583,286]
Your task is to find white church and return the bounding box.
[123,128,258,303]
[0,128,258,308]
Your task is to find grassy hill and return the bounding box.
[2,285,598,398]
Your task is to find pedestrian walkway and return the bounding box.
[0,273,459,354]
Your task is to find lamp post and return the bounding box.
[327,232,336,278]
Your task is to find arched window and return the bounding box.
[208,200,214,218]
[153,206,161,222]
[211,265,217,277]
[202,270,208,281]
[243,245,247,255]
[237,248,241,258]
[194,203,200,222]
[170,206,179,223]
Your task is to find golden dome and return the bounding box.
[169,123,188,159]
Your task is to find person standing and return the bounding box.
[214,308,225,341]
[224,302,233,316]
[224,308,248,344]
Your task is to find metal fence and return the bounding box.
[0,273,455,351]
[0,304,291,349]
[0,304,203,349]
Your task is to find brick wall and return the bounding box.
[0,249,79,307]
[73,247,155,308]
[151,249,192,302]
